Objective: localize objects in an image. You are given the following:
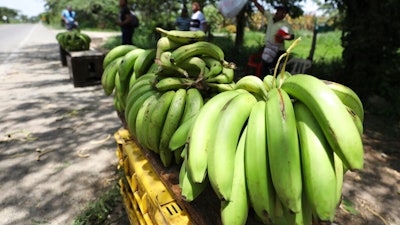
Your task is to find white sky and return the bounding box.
[0,0,320,17]
[0,0,46,17]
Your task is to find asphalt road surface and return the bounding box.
[0,23,123,224]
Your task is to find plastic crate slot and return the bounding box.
[163,202,182,216]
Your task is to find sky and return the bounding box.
[0,0,46,17]
[0,0,320,17]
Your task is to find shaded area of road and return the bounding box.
[0,23,123,224]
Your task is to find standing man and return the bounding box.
[61,5,79,31]
[251,0,295,76]
[116,0,136,45]
[190,2,208,32]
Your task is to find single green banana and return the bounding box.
[281,74,364,170]
[170,41,224,64]
[202,56,223,79]
[146,90,176,153]
[220,126,249,225]
[113,72,126,111]
[155,77,194,92]
[156,36,185,59]
[156,51,188,77]
[265,88,302,213]
[135,93,159,150]
[155,27,206,44]
[175,56,206,78]
[206,82,236,92]
[119,48,146,93]
[333,152,344,207]
[125,83,154,122]
[323,80,364,122]
[159,88,187,167]
[263,75,275,91]
[245,100,274,224]
[101,56,123,96]
[205,67,234,84]
[180,88,204,124]
[103,44,137,69]
[169,114,198,151]
[133,48,157,78]
[126,90,157,139]
[207,91,257,200]
[235,75,268,101]
[294,101,337,221]
[179,155,209,202]
[346,105,364,135]
[186,90,243,183]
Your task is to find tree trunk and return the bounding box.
[234,7,246,51]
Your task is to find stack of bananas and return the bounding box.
[56,30,91,51]
[101,28,365,225]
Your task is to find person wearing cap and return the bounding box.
[175,8,191,31]
[251,0,295,77]
[61,5,79,31]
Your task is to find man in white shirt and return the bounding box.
[252,0,295,77]
[190,2,208,32]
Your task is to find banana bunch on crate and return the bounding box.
[101,30,365,225]
[178,47,365,224]
[56,30,91,51]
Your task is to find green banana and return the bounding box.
[323,80,364,122]
[126,90,157,139]
[169,114,198,151]
[156,36,185,59]
[263,75,275,91]
[265,88,302,213]
[155,27,206,44]
[146,90,176,153]
[101,56,123,96]
[202,56,223,79]
[235,75,268,101]
[333,152,344,207]
[186,90,243,183]
[159,89,187,167]
[206,82,236,92]
[135,93,159,150]
[103,44,137,69]
[155,77,194,92]
[119,48,146,93]
[245,100,274,224]
[113,72,126,111]
[170,41,225,64]
[207,91,257,200]
[125,83,154,122]
[205,67,234,84]
[220,126,249,225]
[180,88,204,124]
[175,56,206,78]
[156,51,188,77]
[294,101,337,221]
[281,74,364,170]
[133,48,157,78]
[179,155,209,202]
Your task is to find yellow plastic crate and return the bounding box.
[114,128,192,225]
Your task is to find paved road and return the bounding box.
[0,23,124,224]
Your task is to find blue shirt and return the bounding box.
[175,16,191,31]
[62,9,76,24]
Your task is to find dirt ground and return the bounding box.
[0,24,399,225]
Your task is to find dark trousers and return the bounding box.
[260,50,286,78]
[121,27,134,45]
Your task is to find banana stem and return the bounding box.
[272,37,302,88]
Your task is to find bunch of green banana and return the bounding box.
[180,69,364,225]
[56,30,91,51]
[103,29,365,225]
